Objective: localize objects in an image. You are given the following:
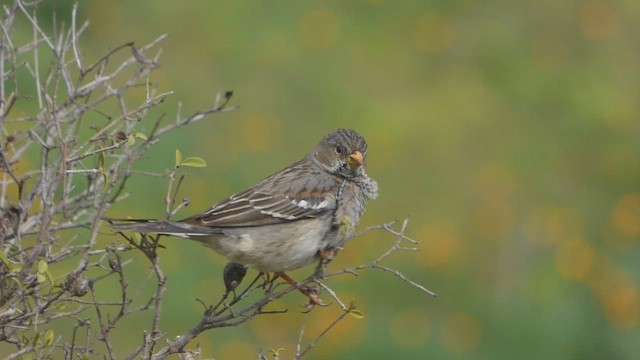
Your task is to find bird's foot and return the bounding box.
[301,286,329,313]
[275,272,328,312]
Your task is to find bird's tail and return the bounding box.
[107,218,221,237]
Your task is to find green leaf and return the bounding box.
[181,157,207,168]
[269,348,285,357]
[133,132,148,141]
[97,144,106,169]
[38,260,48,273]
[349,309,365,319]
[132,232,142,242]
[45,270,55,285]
[175,149,183,167]
[44,329,54,346]
[0,251,10,268]
[127,134,136,146]
[11,262,23,272]
[98,171,109,192]
[37,273,46,283]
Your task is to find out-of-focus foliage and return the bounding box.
[8,0,638,358]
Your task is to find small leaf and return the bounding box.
[45,270,55,285]
[97,144,106,169]
[133,132,148,141]
[0,251,10,268]
[11,262,23,272]
[38,260,48,273]
[348,297,357,310]
[127,134,136,146]
[181,157,207,168]
[37,273,46,283]
[175,149,183,167]
[269,348,285,357]
[349,309,365,319]
[44,329,54,346]
[98,151,106,169]
[132,232,142,243]
[98,171,109,192]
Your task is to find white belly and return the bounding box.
[199,217,332,272]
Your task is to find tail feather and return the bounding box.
[108,218,222,237]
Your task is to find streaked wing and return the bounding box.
[183,160,339,228]
[185,188,335,227]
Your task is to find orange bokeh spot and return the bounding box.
[415,223,461,270]
[298,10,339,51]
[602,286,639,329]
[555,238,594,282]
[415,12,454,53]
[580,1,617,40]
[610,193,640,238]
[441,313,482,353]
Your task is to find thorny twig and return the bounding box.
[0,1,234,358]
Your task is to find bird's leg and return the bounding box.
[275,271,326,311]
[315,246,341,277]
[318,247,337,261]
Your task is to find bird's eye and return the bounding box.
[335,144,347,155]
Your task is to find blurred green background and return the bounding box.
[8,0,640,358]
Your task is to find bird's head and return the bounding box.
[311,128,369,181]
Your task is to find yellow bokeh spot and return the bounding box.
[415,222,461,269]
[530,32,570,71]
[580,0,617,40]
[587,259,629,300]
[389,308,429,348]
[524,207,584,247]
[441,313,482,353]
[610,193,640,238]
[415,12,454,53]
[602,286,639,329]
[216,340,257,359]
[298,10,339,51]
[250,311,297,345]
[234,112,283,152]
[555,238,594,282]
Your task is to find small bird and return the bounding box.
[110,129,378,306]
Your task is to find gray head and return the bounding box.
[311,129,370,181]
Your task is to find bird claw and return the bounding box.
[301,290,329,313]
[275,271,330,312]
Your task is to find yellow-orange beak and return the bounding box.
[347,151,363,168]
